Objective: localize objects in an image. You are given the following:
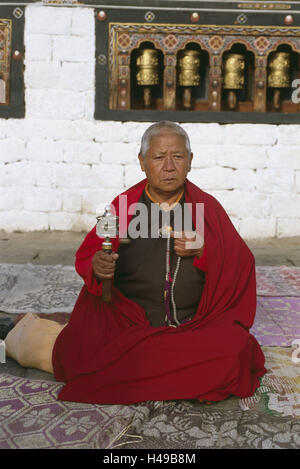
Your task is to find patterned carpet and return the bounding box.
[0,263,299,314]
[252,297,300,346]
[0,264,81,314]
[12,297,300,348]
[0,263,299,449]
[0,347,299,449]
[255,266,300,297]
[1,263,299,347]
[0,373,134,449]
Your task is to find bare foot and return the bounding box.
[5,313,66,374]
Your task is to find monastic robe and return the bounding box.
[52,178,266,405]
[114,189,206,327]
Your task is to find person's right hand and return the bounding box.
[92,251,119,280]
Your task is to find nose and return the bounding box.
[163,155,175,171]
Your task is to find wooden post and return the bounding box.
[163,53,177,111]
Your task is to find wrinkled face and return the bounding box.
[138,132,193,195]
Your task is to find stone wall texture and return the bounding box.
[0,5,300,238]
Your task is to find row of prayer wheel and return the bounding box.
[135,49,291,109]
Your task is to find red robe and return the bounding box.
[52,179,266,404]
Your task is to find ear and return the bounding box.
[138,153,146,172]
[188,152,193,172]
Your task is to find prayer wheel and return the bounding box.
[178,49,201,109]
[96,205,119,302]
[136,49,159,108]
[0,78,5,104]
[0,72,7,104]
[267,52,291,110]
[222,53,245,110]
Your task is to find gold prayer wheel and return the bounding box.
[178,50,201,87]
[223,54,245,90]
[136,49,159,108]
[0,76,6,104]
[267,52,291,110]
[136,49,159,86]
[223,53,245,110]
[178,50,201,109]
[268,52,290,88]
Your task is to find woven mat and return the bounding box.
[0,346,299,449]
[256,266,300,297]
[1,263,299,348]
[0,264,83,314]
[0,264,299,315]
[251,297,300,346]
[1,264,299,449]
[0,373,135,449]
[110,347,300,450]
[12,298,300,348]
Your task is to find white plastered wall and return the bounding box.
[0,5,299,238]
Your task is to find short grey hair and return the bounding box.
[139,121,191,159]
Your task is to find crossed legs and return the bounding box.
[5,313,67,374]
[4,313,213,404]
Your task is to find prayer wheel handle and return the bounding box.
[102,237,113,302]
[96,204,119,303]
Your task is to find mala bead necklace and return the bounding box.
[162,225,181,327]
[145,184,183,327]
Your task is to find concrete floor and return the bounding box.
[0,230,299,266]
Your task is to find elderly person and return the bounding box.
[4,121,266,405]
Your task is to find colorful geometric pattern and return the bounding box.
[209,35,224,51]
[163,34,179,50]
[144,11,155,23]
[0,374,135,449]
[236,14,248,25]
[117,33,131,50]
[254,36,270,51]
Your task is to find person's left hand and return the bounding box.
[171,231,205,258]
